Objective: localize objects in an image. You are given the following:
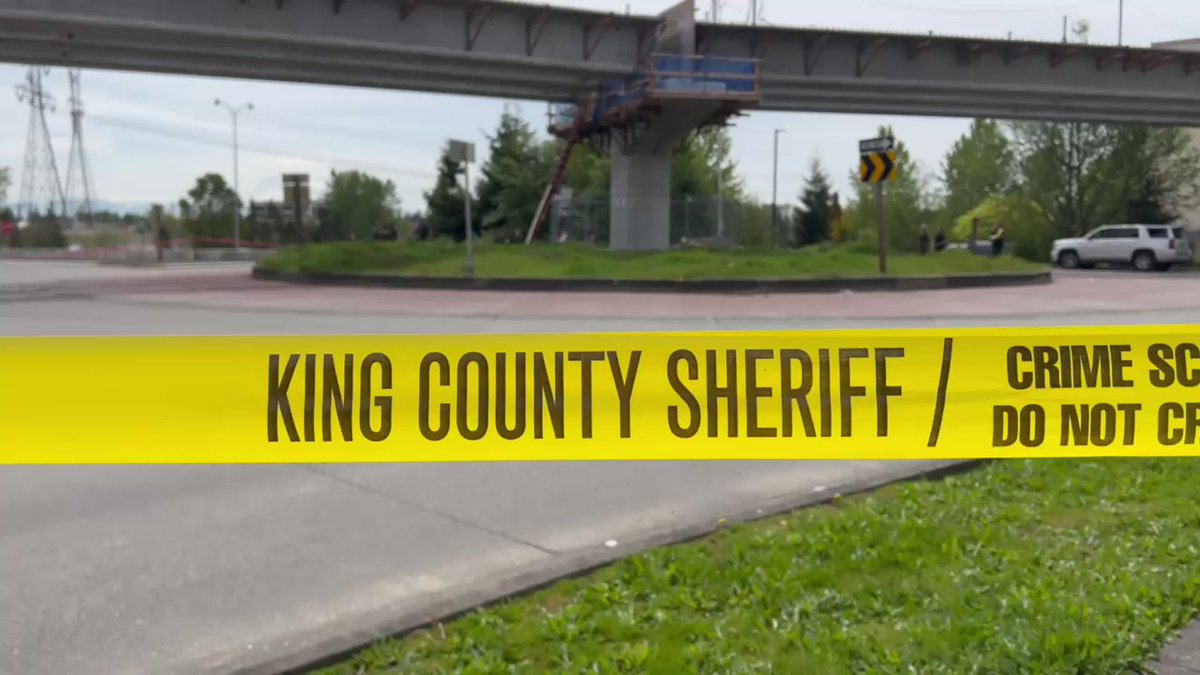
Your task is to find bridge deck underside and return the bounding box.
[1,1,1197,124]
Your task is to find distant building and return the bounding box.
[1152,38,1199,228]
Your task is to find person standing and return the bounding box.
[918,224,931,255]
[989,223,1006,257]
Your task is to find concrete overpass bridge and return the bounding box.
[3,0,1197,249]
[3,0,1197,124]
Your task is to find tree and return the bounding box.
[673,127,744,201]
[794,158,833,246]
[563,143,610,200]
[425,146,473,241]
[179,173,240,242]
[940,119,1014,222]
[830,193,852,243]
[324,169,401,241]
[1011,121,1113,237]
[1005,121,1167,237]
[737,201,775,247]
[846,126,933,252]
[1096,125,1200,225]
[0,167,9,210]
[956,194,1052,261]
[19,208,67,248]
[474,107,553,241]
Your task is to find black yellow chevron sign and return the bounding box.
[859,149,897,184]
[858,136,896,184]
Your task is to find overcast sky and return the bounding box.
[0,0,1195,214]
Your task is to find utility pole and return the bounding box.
[214,98,253,250]
[771,129,783,240]
[711,0,719,22]
[716,160,724,239]
[1062,15,1068,42]
[464,159,474,274]
[1117,0,1124,45]
[750,0,758,25]
[875,181,886,274]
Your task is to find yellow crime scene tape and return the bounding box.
[2,326,1199,464]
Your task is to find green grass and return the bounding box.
[316,459,1200,674]
[258,241,1043,280]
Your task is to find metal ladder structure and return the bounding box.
[523,105,586,244]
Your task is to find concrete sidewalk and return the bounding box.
[1154,620,1200,674]
[0,460,968,675]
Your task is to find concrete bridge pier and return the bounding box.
[610,150,672,250]
[608,100,730,251]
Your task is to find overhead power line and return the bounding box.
[87,113,433,182]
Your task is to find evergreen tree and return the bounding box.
[475,107,551,240]
[425,147,472,241]
[795,158,833,246]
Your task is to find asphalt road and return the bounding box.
[2,261,1199,675]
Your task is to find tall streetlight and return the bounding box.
[214,98,253,250]
[771,128,784,240]
[1117,0,1124,45]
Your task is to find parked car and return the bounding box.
[1051,224,1194,271]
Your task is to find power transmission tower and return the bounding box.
[15,66,67,221]
[64,68,96,228]
[741,0,764,25]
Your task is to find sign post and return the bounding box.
[874,181,886,274]
[448,140,476,275]
[859,136,897,275]
[282,173,310,247]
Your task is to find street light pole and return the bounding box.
[771,128,783,241]
[214,98,253,250]
[463,159,474,276]
[716,161,724,239]
[1117,0,1124,45]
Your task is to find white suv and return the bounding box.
[1051,224,1193,271]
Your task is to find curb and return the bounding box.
[1151,618,1200,674]
[251,267,1051,294]
[204,459,985,675]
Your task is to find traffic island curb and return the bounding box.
[251,267,1051,294]
[206,459,985,675]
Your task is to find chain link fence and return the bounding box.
[547,196,794,248]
